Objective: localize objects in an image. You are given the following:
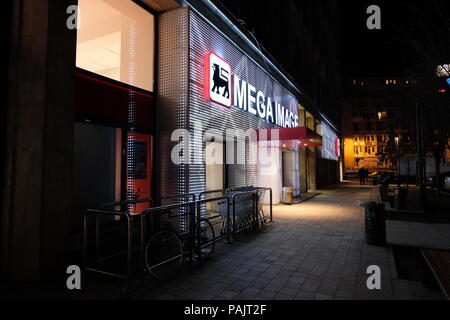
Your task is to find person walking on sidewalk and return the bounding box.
[358,167,366,185]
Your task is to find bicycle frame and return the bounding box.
[83,187,272,292]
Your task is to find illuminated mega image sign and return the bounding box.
[205,52,299,128]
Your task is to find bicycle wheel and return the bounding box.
[145,230,184,281]
[195,218,215,259]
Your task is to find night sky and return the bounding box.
[339,0,450,77]
[219,0,449,78]
[340,0,413,77]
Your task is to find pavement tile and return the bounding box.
[315,293,333,300]
[294,290,316,300]
[70,184,447,301]
[274,293,295,300]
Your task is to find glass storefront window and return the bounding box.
[76,0,154,92]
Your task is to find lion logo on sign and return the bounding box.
[211,63,230,98]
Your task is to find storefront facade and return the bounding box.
[157,7,323,204]
[316,122,341,188]
[2,0,338,282]
[73,0,158,224]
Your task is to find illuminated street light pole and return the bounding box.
[395,137,400,183]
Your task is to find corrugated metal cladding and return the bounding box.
[188,10,298,195]
[158,7,299,199]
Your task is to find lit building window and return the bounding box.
[377,111,387,121]
[76,0,155,92]
[436,64,450,77]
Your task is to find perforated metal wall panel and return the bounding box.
[188,10,299,195]
[157,8,190,199]
[158,7,299,198]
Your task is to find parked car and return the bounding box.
[427,172,450,190]
[427,176,436,187]
[377,171,400,187]
[445,177,450,191]
[369,171,382,185]
[345,172,358,180]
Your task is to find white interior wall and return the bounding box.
[258,145,282,204]
[76,0,154,91]
[283,149,300,196]
[205,141,224,190]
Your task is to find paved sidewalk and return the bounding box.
[123,183,443,300]
[6,183,443,300]
[387,221,450,250]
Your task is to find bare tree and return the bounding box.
[395,0,450,203]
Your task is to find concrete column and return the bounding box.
[282,150,300,196]
[1,0,76,281]
[299,148,308,193]
[298,107,306,127]
[307,148,317,191]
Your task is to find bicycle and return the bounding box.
[144,209,215,281]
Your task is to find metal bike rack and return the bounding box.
[83,187,272,292]
[229,190,257,234]
[83,198,153,292]
[143,195,230,263]
[198,189,227,200]
[83,195,231,292]
[255,187,273,223]
[160,193,196,204]
[218,187,273,237]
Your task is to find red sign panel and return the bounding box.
[335,138,341,157]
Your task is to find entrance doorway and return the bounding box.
[282,149,300,197]
[73,122,153,227]
[126,132,152,214]
[205,141,224,216]
[73,122,121,231]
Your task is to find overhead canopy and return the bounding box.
[256,127,322,148]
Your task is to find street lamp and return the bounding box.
[395,137,400,184]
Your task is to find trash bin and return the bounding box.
[282,187,294,204]
[394,187,407,210]
[364,202,386,246]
